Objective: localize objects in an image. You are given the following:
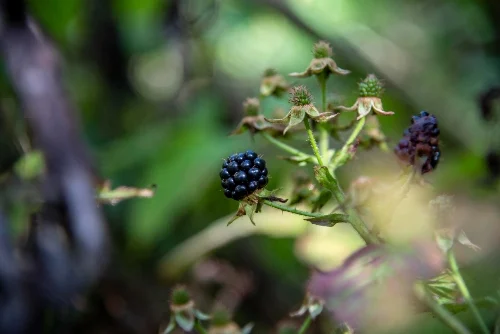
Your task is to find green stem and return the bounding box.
[448,251,490,334]
[318,74,329,161]
[194,320,208,334]
[262,200,323,218]
[330,184,381,245]
[330,117,366,171]
[304,118,324,166]
[414,283,472,334]
[260,132,313,161]
[298,314,312,334]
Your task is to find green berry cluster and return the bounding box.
[358,74,384,97]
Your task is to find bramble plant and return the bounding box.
[163,41,495,334]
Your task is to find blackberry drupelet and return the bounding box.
[220,150,269,200]
[395,111,441,174]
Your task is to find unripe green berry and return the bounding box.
[358,74,384,97]
[171,285,191,306]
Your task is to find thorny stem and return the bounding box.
[298,314,312,334]
[262,200,323,218]
[448,251,490,334]
[330,117,366,171]
[304,118,324,166]
[329,184,382,245]
[414,283,472,334]
[194,320,208,334]
[260,132,314,162]
[317,74,329,161]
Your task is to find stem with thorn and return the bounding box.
[304,118,324,166]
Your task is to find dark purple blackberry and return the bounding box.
[394,111,441,174]
[220,151,269,200]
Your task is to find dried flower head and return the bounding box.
[243,97,260,116]
[164,285,210,333]
[230,98,286,136]
[290,41,350,78]
[335,74,394,120]
[289,85,312,106]
[260,68,290,97]
[265,86,338,134]
[313,40,333,59]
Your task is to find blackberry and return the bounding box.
[220,150,269,200]
[394,111,441,174]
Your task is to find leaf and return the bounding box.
[312,189,333,212]
[175,311,195,331]
[305,213,349,227]
[127,104,244,249]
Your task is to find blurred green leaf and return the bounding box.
[126,97,243,251]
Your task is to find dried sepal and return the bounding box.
[290,41,350,78]
[336,97,394,120]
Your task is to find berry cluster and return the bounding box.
[220,151,269,200]
[394,111,441,174]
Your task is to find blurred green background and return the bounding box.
[2,0,500,332]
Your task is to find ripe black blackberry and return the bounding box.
[220,150,269,200]
[394,111,441,174]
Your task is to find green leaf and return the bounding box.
[126,102,243,250]
[305,213,350,227]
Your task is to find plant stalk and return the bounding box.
[263,200,323,218]
[304,118,324,166]
[329,183,382,245]
[298,314,312,334]
[194,320,208,334]
[318,74,329,161]
[260,132,313,161]
[448,251,490,334]
[330,117,366,171]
